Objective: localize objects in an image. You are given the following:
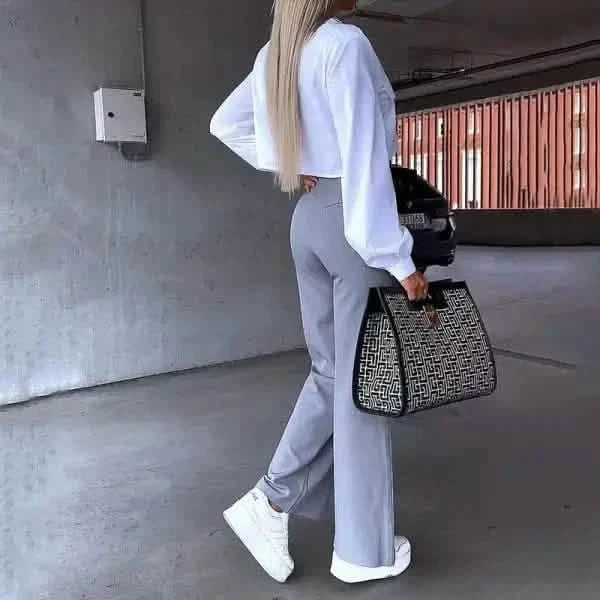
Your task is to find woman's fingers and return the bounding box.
[401,271,429,301]
[302,176,318,193]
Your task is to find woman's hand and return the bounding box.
[302,175,318,193]
[400,271,429,302]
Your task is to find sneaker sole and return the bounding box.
[223,502,292,583]
[331,547,411,584]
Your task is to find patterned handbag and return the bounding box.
[353,280,497,417]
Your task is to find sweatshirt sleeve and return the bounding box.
[210,72,258,169]
[326,32,416,282]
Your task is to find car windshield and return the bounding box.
[394,169,440,200]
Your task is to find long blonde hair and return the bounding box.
[267,0,338,193]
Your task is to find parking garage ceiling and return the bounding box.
[348,0,600,99]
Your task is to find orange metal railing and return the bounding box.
[395,79,600,209]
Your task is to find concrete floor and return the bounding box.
[3,247,600,600]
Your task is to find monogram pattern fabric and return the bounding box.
[355,312,405,416]
[354,284,496,417]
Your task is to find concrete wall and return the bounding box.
[455,210,600,246]
[1,0,304,406]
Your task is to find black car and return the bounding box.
[391,165,456,271]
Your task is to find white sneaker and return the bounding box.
[223,488,294,583]
[330,536,411,584]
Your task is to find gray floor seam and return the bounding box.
[493,347,577,371]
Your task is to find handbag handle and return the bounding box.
[406,282,450,312]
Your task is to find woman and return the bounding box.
[210,0,429,584]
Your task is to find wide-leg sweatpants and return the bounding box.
[256,178,397,568]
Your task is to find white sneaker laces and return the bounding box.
[269,520,289,553]
[251,490,290,555]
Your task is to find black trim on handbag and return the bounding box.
[353,280,497,417]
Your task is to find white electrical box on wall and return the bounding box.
[94,88,147,143]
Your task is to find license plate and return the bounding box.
[399,212,429,230]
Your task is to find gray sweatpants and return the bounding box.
[257,178,397,568]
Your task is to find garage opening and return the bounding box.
[395,78,600,210]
